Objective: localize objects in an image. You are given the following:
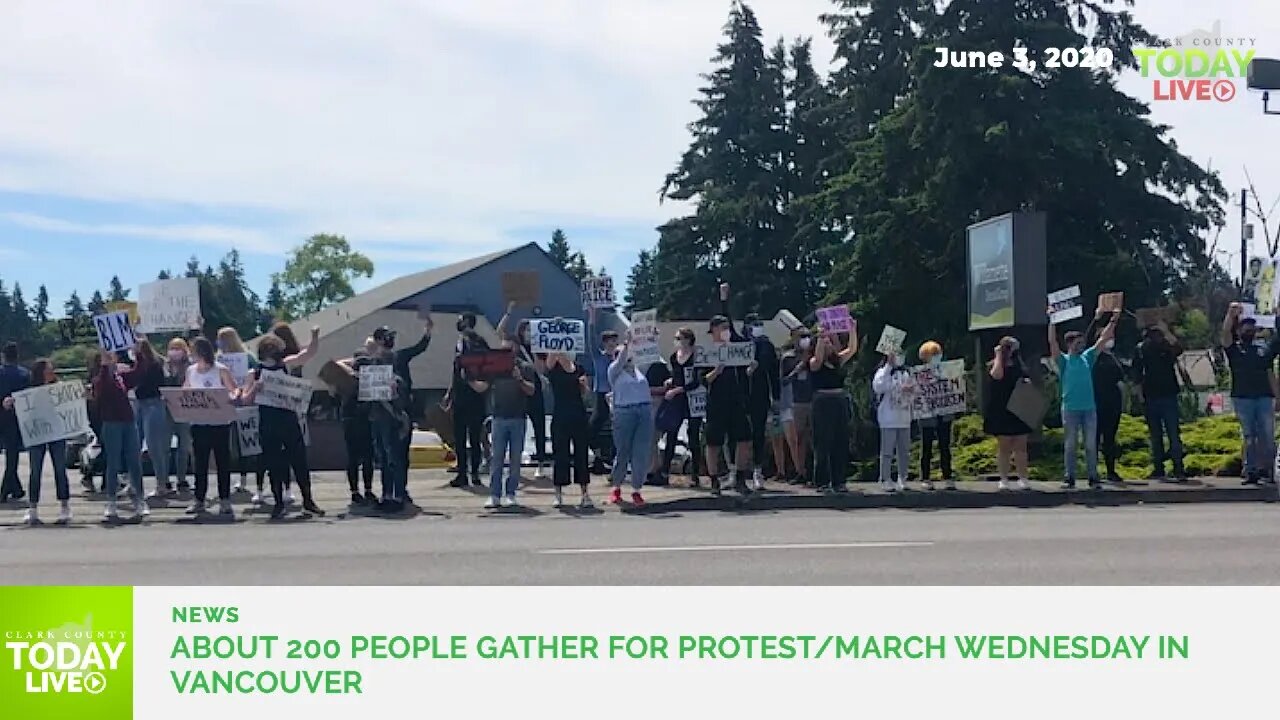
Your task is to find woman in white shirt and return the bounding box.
[183,336,241,516]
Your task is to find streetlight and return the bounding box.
[1247,58,1280,115]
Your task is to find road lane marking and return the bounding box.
[537,541,934,555]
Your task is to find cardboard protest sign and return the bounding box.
[12,381,90,448]
[458,349,517,380]
[221,352,250,385]
[501,271,542,306]
[1134,306,1177,329]
[161,387,239,425]
[318,360,358,399]
[105,301,140,327]
[138,277,201,334]
[688,388,708,419]
[694,342,755,367]
[629,309,661,366]
[581,275,615,310]
[358,364,395,401]
[93,311,137,353]
[911,360,967,420]
[255,372,313,413]
[815,305,855,335]
[1047,286,1083,325]
[530,318,586,354]
[1097,292,1125,313]
[876,325,907,357]
[1006,379,1047,430]
[234,406,261,457]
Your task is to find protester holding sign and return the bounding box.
[162,338,195,494]
[367,346,413,513]
[1087,318,1128,484]
[1048,307,1120,490]
[89,348,148,522]
[659,328,705,488]
[216,327,260,495]
[183,337,241,516]
[607,330,654,506]
[245,331,325,519]
[0,342,30,503]
[984,338,1032,491]
[915,342,957,491]
[2,359,72,524]
[546,352,592,508]
[337,338,380,505]
[264,322,320,505]
[498,304,548,477]
[809,328,859,493]
[479,345,537,509]
[121,340,170,500]
[445,327,489,489]
[744,313,780,490]
[1133,322,1186,481]
[703,284,754,496]
[373,317,434,501]
[873,352,916,493]
[1220,303,1278,485]
[586,306,619,474]
[779,328,814,485]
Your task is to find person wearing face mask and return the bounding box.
[496,304,549,479]
[446,318,489,489]
[659,327,704,486]
[372,319,432,504]
[89,347,148,522]
[809,329,858,493]
[1048,307,1120,490]
[215,327,259,495]
[916,341,955,491]
[546,350,593,507]
[1087,320,1128,484]
[337,337,381,505]
[873,350,916,492]
[162,338,195,494]
[1133,321,1186,481]
[703,283,754,495]
[780,329,814,485]
[742,313,780,489]
[586,305,619,474]
[985,337,1032,490]
[1221,303,1278,485]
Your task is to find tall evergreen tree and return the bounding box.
[10,284,33,348]
[33,285,50,325]
[108,275,130,302]
[64,291,86,320]
[546,228,592,283]
[88,291,107,317]
[623,249,659,315]
[0,279,11,341]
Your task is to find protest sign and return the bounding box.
[581,276,615,310]
[1135,306,1177,329]
[138,277,201,333]
[255,372,313,413]
[501,271,542,306]
[161,388,239,425]
[235,406,262,457]
[1007,379,1047,430]
[694,342,755,367]
[93,311,137,353]
[530,318,586,354]
[319,360,358,399]
[876,325,907,357]
[911,360,968,420]
[12,381,90,448]
[221,352,250,384]
[629,309,661,366]
[1097,292,1125,313]
[815,305,855,335]
[458,349,517,380]
[105,301,140,327]
[1047,286,1083,325]
[358,364,395,401]
[688,388,707,419]
[1241,303,1276,329]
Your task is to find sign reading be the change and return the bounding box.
[139,277,201,334]
[581,276,615,310]
[694,342,755,367]
[530,318,586,354]
[12,381,90,447]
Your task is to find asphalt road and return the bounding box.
[4,503,1280,584]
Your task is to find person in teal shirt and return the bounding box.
[1048,307,1120,489]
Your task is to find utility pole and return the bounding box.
[1241,188,1249,290]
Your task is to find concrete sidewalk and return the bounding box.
[1,465,1274,526]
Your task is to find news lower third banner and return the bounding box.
[1,586,1273,718]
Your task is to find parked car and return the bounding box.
[78,431,184,489]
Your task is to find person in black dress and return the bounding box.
[984,336,1032,491]
[546,351,592,509]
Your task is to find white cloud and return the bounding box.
[1,212,279,254]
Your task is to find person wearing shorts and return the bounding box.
[703,283,754,496]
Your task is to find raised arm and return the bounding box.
[496,301,516,348]
[1091,310,1120,353]
[809,336,831,371]
[1222,303,1242,347]
[285,326,321,369]
[1047,317,1061,361]
[608,337,633,384]
[835,328,858,365]
[398,317,434,363]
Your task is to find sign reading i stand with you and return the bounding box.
[138,277,201,334]
[12,381,90,447]
[1048,286,1083,324]
[694,342,755,367]
[581,275,615,310]
[629,309,661,365]
[93,311,137,352]
[816,305,855,335]
[530,318,586,354]
[358,365,395,401]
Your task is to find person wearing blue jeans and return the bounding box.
[1134,323,1187,480]
[1221,305,1278,484]
[372,414,409,508]
[608,335,654,506]
[3,358,71,524]
[481,358,537,509]
[1049,306,1119,490]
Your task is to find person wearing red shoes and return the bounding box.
[607,329,653,506]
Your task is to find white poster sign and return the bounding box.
[221,353,250,384]
[138,277,201,334]
[358,365,395,401]
[1047,286,1084,325]
[530,318,587,354]
[1242,302,1277,329]
[911,360,968,420]
[161,388,238,426]
[876,325,907,357]
[235,406,261,457]
[255,372,313,413]
[694,342,755,368]
[93,311,137,353]
[630,309,661,366]
[12,381,90,447]
[581,276,616,310]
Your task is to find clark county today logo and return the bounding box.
[1134,20,1257,103]
[0,587,134,720]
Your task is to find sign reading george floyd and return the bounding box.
[161,387,239,425]
[93,311,137,352]
[966,211,1047,330]
[12,381,90,447]
[530,318,586,354]
[694,342,755,367]
[458,349,517,380]
[139,277,201,334]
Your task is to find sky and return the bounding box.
[0,0,1276,312]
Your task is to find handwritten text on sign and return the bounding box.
[255,372,313,413]
[161,388,239,425]
[139,277,201,334]
[221,353,250,384]
[13,381,90,447]
[816,305,855,335]
[876,325,907,357]
[93,311,137,353]
[236,407,261,457]
[688,388,707,419]
[911,360,967,420]
[694,342,755,367]
[581,276,615,310]
[530,318,586,354]
[629,309,661,365]
[1048,286,1083,325]
[358,365,395,401]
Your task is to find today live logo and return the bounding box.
[1133,21,1257,103]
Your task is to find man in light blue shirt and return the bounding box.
[1049,307,1119,489]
